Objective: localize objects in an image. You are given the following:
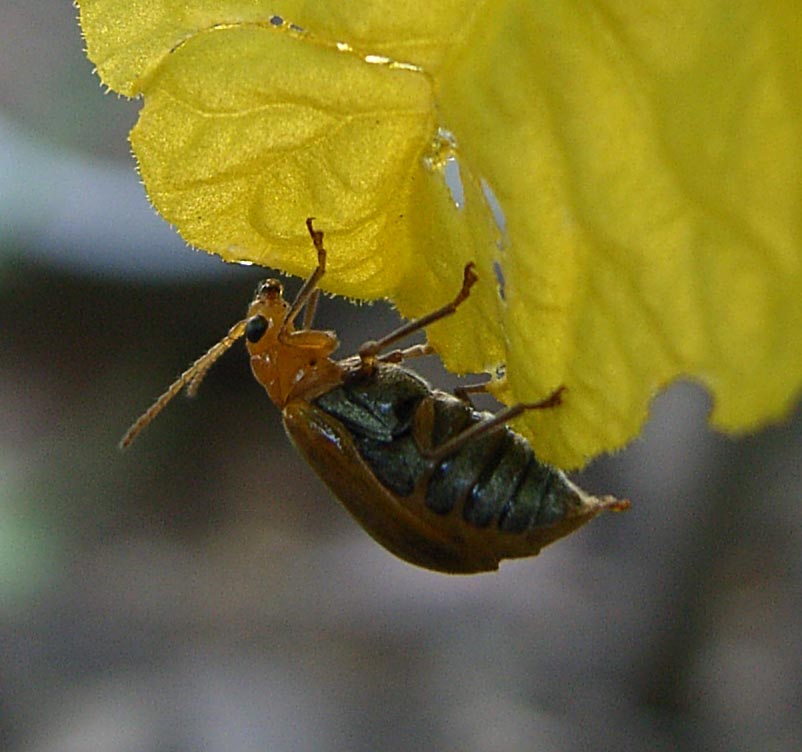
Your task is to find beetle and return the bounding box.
[121,219,629,573]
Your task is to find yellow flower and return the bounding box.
[78,0,802,467]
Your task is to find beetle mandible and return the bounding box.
[121,219,629,573]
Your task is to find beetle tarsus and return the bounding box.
[305,217,326,271]
[456,261,479,305]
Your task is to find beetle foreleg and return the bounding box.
[301,289,321,331]
[281,218,328,336]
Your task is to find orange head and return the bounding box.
[243,279,291,350]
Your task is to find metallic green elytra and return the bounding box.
[121,220,630,574]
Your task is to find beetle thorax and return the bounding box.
[244,279,344,408]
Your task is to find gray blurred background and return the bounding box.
[1,4,800,751]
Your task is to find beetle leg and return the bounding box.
[358,262,478,367]
[281,218,327,337]
[375,343,434,365]
[453,381,492,407]
[282,327,340,356]
[301,289,321,331]
[423,386,566,463]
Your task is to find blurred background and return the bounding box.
[1,4,800,751]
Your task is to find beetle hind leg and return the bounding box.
[424,386,566,463]
[453,380,493,407]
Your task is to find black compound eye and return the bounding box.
[245,315,269,343]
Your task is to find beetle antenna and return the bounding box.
[119,319,248,449]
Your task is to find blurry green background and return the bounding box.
[1,4,800,751]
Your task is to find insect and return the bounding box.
[122,219,629,573]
